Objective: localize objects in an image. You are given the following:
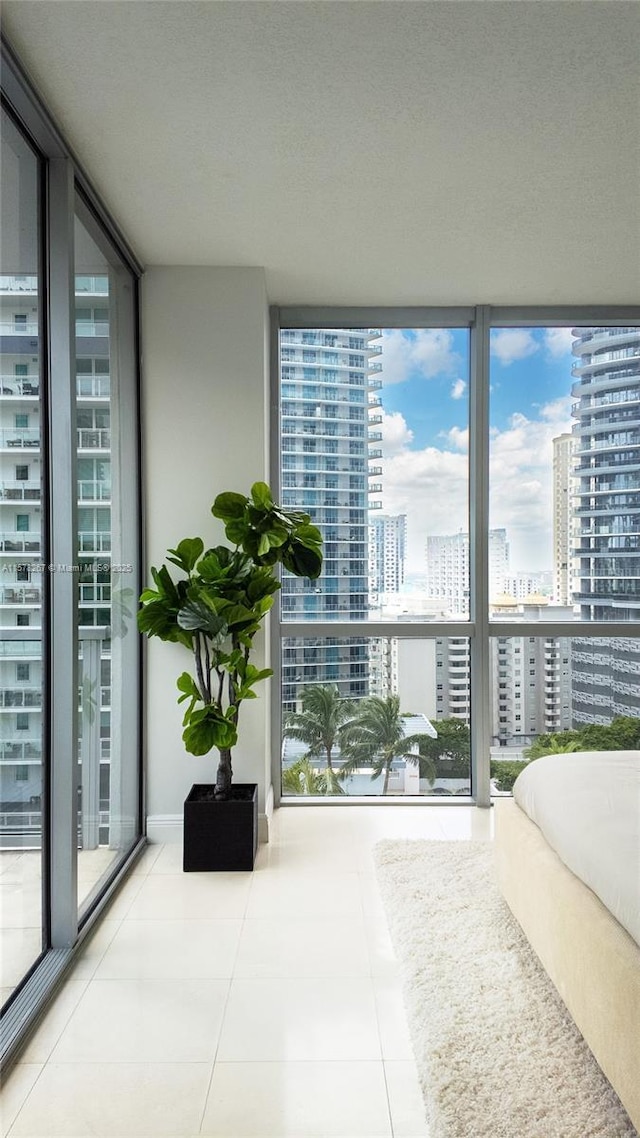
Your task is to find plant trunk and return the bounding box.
[215,748,233,799]
[382,764,390,796]
[325,745,333,770]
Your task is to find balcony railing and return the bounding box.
[77,428,111,450]
[0,376,40,397]
[0,587,41,605]
[0,689,42,708]
[0,482,40,501]
[77,375,110,399]
[0,535,40,553]
[0,429,40,449]
[0,321,38,334]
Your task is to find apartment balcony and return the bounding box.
[368,397,382,409]
[0,428,40,450]
[0,320,39,335]
[369,483,382,493]
[0,740,41,760]
[75,321,109,337]
[368,466,382,476]
[78,480,111,502]
[0,376,40,397]
[368,378,382,390]
[75,275,109,295]
[0,275,38,293]
[368,362,382,373]
[369,448,382,459]
[0,481,41,502]
[77,375,110,399]
[78,532,111,553]
[0,534,40,553]
[368,343,382,356]
[0,688,42,709]
[77,428,111,450]
[369,432,383,442]
[0,586,41,605]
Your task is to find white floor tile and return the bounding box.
[95,918,242,979]
[200,1061,392,1137]
[7,1062,212,1137]
[50,979,229,1063]
[217,977,382,1062]
[246,868,363,918]
[126,872,251,919]
[374,976,417,1061]
[384,1060,431,1137]
[0,1063,43,1135]
[69,920,121,980]
[234,916,370,978]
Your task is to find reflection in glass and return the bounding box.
[75,209,138,915]
[281,637,471,798]
[0,108,44,1003]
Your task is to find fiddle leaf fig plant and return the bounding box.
[137,482,323,798]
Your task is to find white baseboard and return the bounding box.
[146,811,272,845]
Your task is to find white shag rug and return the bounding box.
[374,840,637,1138]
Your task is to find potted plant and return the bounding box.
[137,482,323,870]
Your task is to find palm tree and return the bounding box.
[339,694,436,796]
[282,684,357,790]
[524,735,582,760]
[281,756,345,796]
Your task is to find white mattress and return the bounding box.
[513,750,640,947]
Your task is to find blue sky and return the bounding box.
[377,327,577,573]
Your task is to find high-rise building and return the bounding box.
[425,528,509,614]
[570,326,640,724]
[0,272,112,842]
[490,603,573,747]
[552,432,575,606]
[279,328,382,710]
[368,513,406,597]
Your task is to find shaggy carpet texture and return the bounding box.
[374,840,637,1138]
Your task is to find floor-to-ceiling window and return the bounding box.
[1,44,143,1066]
[272,309,640,802]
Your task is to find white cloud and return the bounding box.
[490,329,539,366]
[380,329,460,385]
[451,378,466,400]
[381,410,414,456]
[544,328,575,358]
[378,395,573,574]
[443,426,468,452]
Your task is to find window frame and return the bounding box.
[270,305,640,807]
[1,36,145,1071]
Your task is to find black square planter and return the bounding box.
[183,783,258,872]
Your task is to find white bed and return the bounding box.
[494,750,640,1132]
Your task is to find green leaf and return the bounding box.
[166,537,204,574]
[212,492,247,521]
[177,601,228,637]
[177,672,200,698]
[250,481,274,509]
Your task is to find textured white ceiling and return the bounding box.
[3,1,640,304]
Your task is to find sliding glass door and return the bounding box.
[0,51,143,1063]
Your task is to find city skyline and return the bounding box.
[379,327,579,573]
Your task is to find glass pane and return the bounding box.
[281,637,471,797]
[74,208,139,915]
[0,108,45,1003]
[490,635,640,796]
[489,325,640,620]
[279,327,470,622]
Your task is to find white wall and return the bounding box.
[141,267,272,841]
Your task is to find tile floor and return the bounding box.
[0,804,493,1137]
